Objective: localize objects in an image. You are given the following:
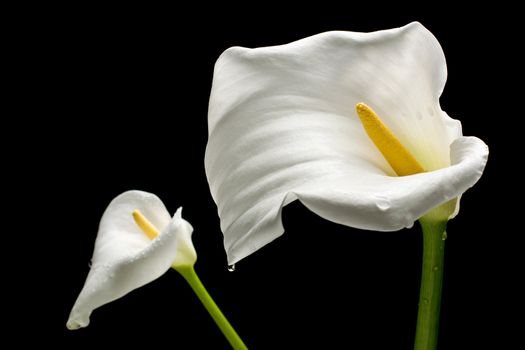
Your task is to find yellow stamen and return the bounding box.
[356,103,425,176]
[132,209,160,240]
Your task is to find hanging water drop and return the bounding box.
[88,259,92,268]
[442,231,448,240]
[227,264,236,272]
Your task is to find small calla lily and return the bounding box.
[67,190,194,330]
[67,191,247,350]
[205,22,488,265]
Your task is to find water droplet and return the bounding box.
[375,197,390,211]
[416,112,423,120]
[427,106,435,116]
[433,266,439,272]
[423,298,429,305]
[227,264,236,272]
[88,260,92,268]
[442,232,448,240]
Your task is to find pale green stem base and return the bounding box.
[414,218,447,350]
[175,265,248,350]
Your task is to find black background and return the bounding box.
[14,4,518,349]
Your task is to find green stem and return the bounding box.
[414,218,447,350]
[175,266,248,350]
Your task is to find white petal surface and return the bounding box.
[205,23,488,264]
[67,190,192,329]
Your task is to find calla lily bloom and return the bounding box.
[67,191,247,350]
[205,22,488,265]
[66,190,194,330]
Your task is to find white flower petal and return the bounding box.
[67,190,192,330]
[172,215,197,268]
[92,190,172,265]
[208,22,461,172]
[205,23,488,264]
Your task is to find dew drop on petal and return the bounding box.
[88,260,92,268]
[427,106,435,116]
[227,264,236,272]
[375,197,390,211]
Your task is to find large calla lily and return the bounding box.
[205,22,488,265]
[67,190,194,330]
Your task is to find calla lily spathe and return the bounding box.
[205,22,488,265]
[67,190,194,330]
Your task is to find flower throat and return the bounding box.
[356,103,425,176]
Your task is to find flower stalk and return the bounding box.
[414,216,447,350]
[176,266,248,350]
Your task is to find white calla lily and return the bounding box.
[205,22,488,265]
[67,190,194,330]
